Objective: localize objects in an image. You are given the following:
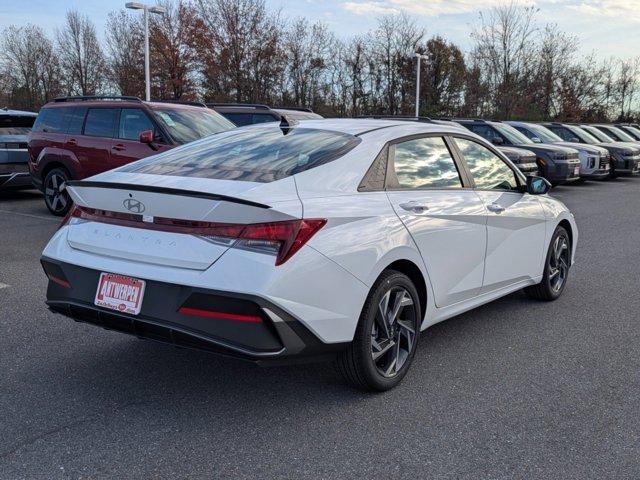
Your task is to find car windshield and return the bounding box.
[493,123,533,144]
[622,125,640,139]
[603,126,636,142]
[565,125,600,144]
[581,126,615,143]
[527,124,564,143]
[119,126,361,183]
[152,107,234,144]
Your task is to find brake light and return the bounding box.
[239,219,327,266]
[65,205,326,265]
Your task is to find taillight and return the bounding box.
[238,219,327,266]
[65,205,326,265]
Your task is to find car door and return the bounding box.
[111,108,172,169]
[452,136,546,293]
[77,108,119,178]
[385,135,487,307]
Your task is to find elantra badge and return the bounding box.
[123,198,146,214]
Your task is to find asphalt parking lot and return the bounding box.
[1,179,639,479]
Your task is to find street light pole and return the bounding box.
[414,52,428,118]
[125,2,166,101]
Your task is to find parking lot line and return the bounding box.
[0,209,59,222]
[0,283,9,290]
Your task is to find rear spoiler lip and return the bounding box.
[65,180,271,209]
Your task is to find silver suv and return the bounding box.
[0,108,37,190]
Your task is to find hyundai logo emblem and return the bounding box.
[123,198,146,214]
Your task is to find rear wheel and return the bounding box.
[525,225,571,301]
[44,167,71,216]
[337,270,421,391]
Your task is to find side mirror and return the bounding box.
[532,137,542,143]
[139,130,154,144]
[491,137,504,146]
[526,175,551,195]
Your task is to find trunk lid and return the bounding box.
[64,172,302,270]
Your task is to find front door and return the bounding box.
[385,135,487,307]
[452,136,546,292]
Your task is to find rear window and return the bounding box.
[119,126,361,182]
[0,115,36,135]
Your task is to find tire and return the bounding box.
[43,167,72,216]
[525,225,571,301]
[336,270,421,391]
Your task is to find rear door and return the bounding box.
[385,135,487,307]
[451,136,546,292]
[110,108,172,168]
[76,108,119,178]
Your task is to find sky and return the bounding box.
[1,0,640,59]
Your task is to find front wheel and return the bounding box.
[525,225,571,301]
[44,167,71,216]
[337,270,421,391]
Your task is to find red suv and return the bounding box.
[28,96,234,215]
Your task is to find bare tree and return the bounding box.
[0,24,62,110]
[105,11,145,97]
[57,10,106,95]
[471,2,538,118]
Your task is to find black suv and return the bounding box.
[455,119,581,185]
[208,104,322,127]
[543,123,640,177]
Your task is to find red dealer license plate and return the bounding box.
[94,273,146,315]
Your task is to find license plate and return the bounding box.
[574,166,580,176]
[94,273,146,315]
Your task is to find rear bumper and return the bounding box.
[0,171,33,189]
[42,257,348,365]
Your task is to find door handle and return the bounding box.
[112,144,126,151]
[399,202,429,214]
[487,203,506,213]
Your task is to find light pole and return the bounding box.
[125,2,166,101]
[414,52,429,117]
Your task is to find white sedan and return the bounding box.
[41,118,577,391]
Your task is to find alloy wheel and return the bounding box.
[45,171,69,214]
[549,234,569,293]
[370,286,418,378]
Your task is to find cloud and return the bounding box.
[567,0,640,22]
[342,0,535,17]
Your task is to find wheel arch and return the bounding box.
[558,218,574,264]
[378,259,428,322]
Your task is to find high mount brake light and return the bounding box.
[63,205,326,265]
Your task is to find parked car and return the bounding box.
[507,121,609,180]
[208,104,322,127]
[614,123,640,140]
[496,146,540,175]
[41,118,576,391]
[455,119,581,185]
[543,122,640,177]
[29,96,234,215]
[591,124,640,144]
[0,108,38,191]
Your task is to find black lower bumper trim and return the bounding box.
[42,257,348,365]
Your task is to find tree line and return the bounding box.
[1,0,639,122]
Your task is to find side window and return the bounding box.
[388,136,462,189]
[252,114,279,124]
[222,113,252,126]
[454,137,519,191]
[514,126,535,140]
[119,108,155,141]
[65,107,87,135]
[84,108,119,138]
[33,108,67,134]
[469,124,503,143]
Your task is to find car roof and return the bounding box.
[44,97,206,112]
[0,108,37,117]
[293,118,470,136]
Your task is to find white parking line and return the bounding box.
[0,283,10,290]
[0,209,59,222]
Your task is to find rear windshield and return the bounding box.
[119,126,361,182]
[0,115,36,135]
